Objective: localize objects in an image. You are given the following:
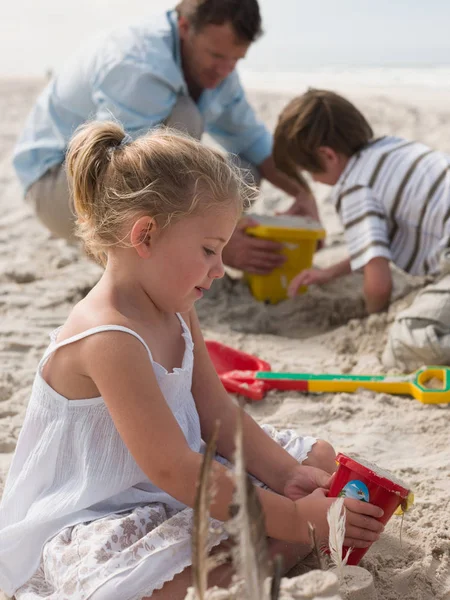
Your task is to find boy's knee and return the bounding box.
[382,320,410,370]
[383,317,450,372]
[304,439,336,473]
[384,274,450,371]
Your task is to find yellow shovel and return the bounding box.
[239,366,450,404]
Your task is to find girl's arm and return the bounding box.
[189,310,322,495]
[192,318,335,498]
[84,330,383,547]
[83,330,292,514]
[81,330,299,539]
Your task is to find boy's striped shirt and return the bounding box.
[329,136,450,275]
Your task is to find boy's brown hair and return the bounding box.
[175,0,262,43]
[273,89,374,178]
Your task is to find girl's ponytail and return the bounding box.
[66,120,124,224]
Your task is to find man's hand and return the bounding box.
[222,217,286,274]
[258,156,321,224]
[284,465,332,500]
[282,188,321,223]
[288,268,332,298]
[280,188,325,250]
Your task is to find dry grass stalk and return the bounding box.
[191,404,283,600]
[225,402,270,600]
[270,554,283,600]
[308,522,324,571]
[192,420,224,600]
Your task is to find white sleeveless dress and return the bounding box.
[0,317,316,600]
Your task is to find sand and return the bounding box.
[338,566,377,600]
[0,77,449,600]
[185,569,342,599]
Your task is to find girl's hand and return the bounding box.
[284,465,332,500]
[295,489,384,548]
[288,268,331,298]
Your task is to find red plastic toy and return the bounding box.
[328,453,411,565]
[205,340,272,400]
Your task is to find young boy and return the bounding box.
[273,88,450,371]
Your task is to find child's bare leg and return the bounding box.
[302,439,337,473]
[146,538,311,600]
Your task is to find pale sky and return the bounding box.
[1,0,449,76]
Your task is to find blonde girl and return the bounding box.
[0,122,383,600]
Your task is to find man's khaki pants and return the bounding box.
[25,96,260,242]
[383,251,450,371]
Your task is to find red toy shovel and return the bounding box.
[205,340,272,400]
[206,340,450,404]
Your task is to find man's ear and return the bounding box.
[178,15,191,41]
[130,216,156,258]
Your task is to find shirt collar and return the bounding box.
[166,9,232,106]
[337,153,358,188]
[332,137,386,204]
[167,10,182,69]
[329,153,359,207]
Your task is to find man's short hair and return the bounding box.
[175,0,263,43]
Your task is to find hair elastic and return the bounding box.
[120,133,133,147]
[108,133,133,156]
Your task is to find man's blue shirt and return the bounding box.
[13,10,272,192]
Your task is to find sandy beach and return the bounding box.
[0,77,449,600]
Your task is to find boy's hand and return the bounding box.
[288,268,332,297]
[295,489,384,547]
[284,465,332,500]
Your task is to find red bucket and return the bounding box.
[328,453,411,565]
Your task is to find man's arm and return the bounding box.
[205,72,272,168]
[258,155,320,222]
[258,154,310,196]
[208,74,321,272]
[206,79,319,220]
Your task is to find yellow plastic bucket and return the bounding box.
[245,215,325,304]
